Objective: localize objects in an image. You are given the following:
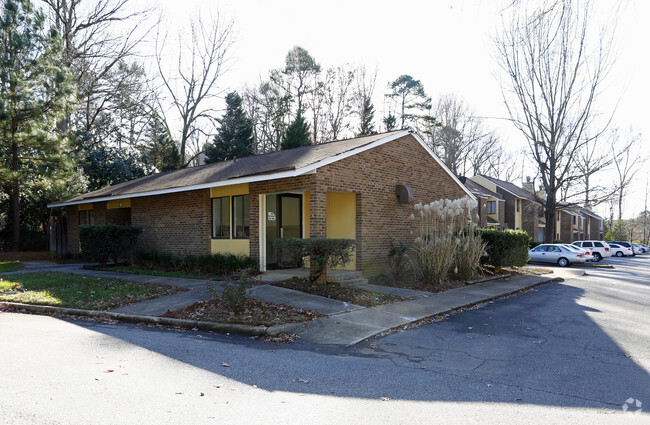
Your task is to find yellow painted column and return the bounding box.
[326,191,356,270]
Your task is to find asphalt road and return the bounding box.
[1,256,649,424]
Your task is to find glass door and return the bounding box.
[265,194,302,269]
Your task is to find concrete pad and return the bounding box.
[110,287,214,316]
[328,307,415,329]
[292,316,386,346]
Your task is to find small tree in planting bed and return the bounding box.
[277,238,356,284]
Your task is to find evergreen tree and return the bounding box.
[83,146,151,191]
[0,0,75,250]
[144,113,180,172]
[205,91,255,163]
[281,111,312,150]
[358,97,376,136]
[383,114,397,131]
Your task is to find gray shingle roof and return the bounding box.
[460,177,503,200]
[477,175,538,202]
[51,130,407,206]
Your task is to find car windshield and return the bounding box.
[563,245,582,252]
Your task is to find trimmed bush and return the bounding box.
[480,228,531,270]
[131,248,258,276]
[277,238,356,283]
[79,224,142,266]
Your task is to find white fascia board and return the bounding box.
[409,132,477,201]
[47,168,318,208]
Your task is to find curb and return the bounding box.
[0,302,268,336]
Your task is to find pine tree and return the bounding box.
[281,111,312,150]
[0,0,74,250]
[358,97,376,136]
[204,91,255,163]
[144,113,180,172]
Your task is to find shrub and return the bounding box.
[277,238,356,284]
[209,273,259,314]
[454,229,487,280]
[79,224,142,266]
[409,196,480,284]
[480,228,530,270]
[132,248,258,276]
[387,238,409,281]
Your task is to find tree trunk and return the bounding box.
[11,141,20,251]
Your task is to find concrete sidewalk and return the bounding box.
[2,262,581,346]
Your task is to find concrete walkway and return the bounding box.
[2,262,582,346]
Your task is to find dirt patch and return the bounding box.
[0,252,52,262]
[369,266,553,294]
[162,297,323,326]
[271,277,405,306]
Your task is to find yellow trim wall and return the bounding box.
[210,183,251,256]
[514,198,522,230]
[211,183,249,198]
[107,199,131,209]
[303,190,311,238]
[471,176,498,193]
[326,191,356,270]
[78,203,93,211]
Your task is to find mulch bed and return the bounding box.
[271,277,405,306]
[162,297,324,326]
[370,266,553,294]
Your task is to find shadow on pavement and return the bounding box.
[64,268,650,412]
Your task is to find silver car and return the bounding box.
[562,244,594,261]
[528,244,588,267]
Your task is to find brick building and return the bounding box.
[49,130,474,276]
[459,177,505,228]
[470,175,545,242]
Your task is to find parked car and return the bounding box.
[607,243,632,257]
[631,243,644,255]
[640,244,650,253]
[562,244,594,261]
[571,240,612,262]
[528,244,587,267]
[610,241,636,257]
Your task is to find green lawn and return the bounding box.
[96,265,224,281]
[0,261,24,273]
[0,272,183,310]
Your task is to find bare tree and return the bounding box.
[241,78,291,153]
[610,127,645,221]
[569,132,616,208]
[43,0,153,132]
[155,13,234,165]
[495,0,615,242]
[321,64,356,141]
[353,65,377,136]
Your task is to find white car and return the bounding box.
[607,243,632,257]
[571,240,612,262]
[528,244,587,267]
[562,244,594,261]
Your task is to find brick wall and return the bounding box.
[131,189,211,257]
[313,134,468,276]
[522,200,540,241]
[559,213,573,242]
[65,205,79,254]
